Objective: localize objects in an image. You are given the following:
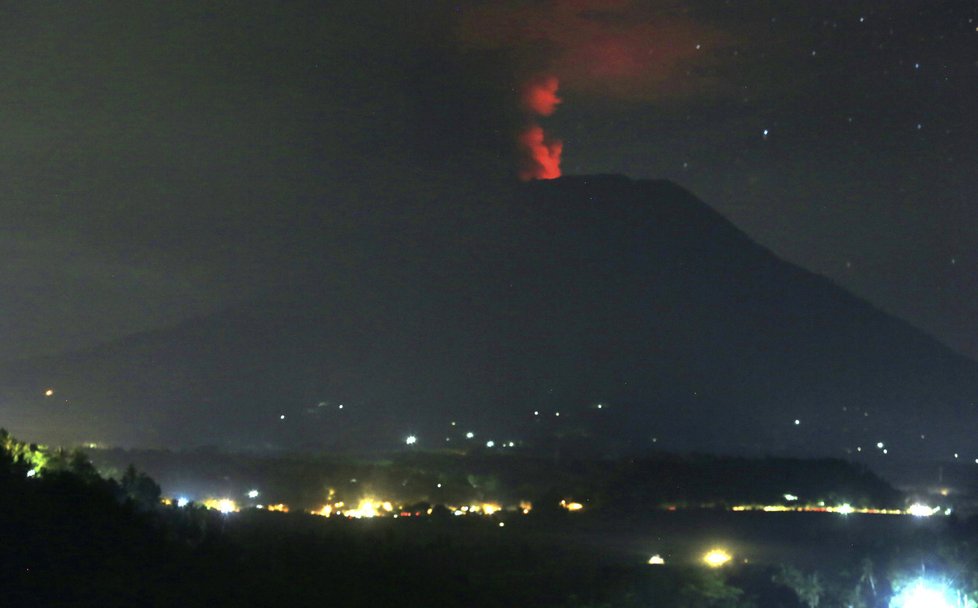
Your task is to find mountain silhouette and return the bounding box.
[1,175,974,461]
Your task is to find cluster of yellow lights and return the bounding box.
[450,502,504,517]
[729,503,913,516]
[190,495,542,520]
[310,499,531,519]
[559,500,584,511]
[309,498,397,519]
[202,498,239,514]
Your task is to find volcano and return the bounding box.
[2,175,975,462]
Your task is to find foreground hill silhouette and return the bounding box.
[0,430,934,607]
[2,175,976,459]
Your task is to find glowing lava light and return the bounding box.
[702,549,732,568]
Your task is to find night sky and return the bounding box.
[2,0,976,364]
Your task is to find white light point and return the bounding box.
[405,435,417,445]
[647,554,666,565]
[247,489,259,499]
[280,414,286,420]
[794,419,800,425]
[486,440,495,448]
[907,503,939,517]
[465,432,474,439]
[176,497,189,508]
[890,579,957,608]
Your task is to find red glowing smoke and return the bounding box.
[522,75,561,116]
[518,125,563,181]
[519,76,563,181]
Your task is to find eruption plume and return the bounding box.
[518,76,563,181]
[518,125,562,181]
[522,75,561,116]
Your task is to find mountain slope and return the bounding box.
[1,175,974,461]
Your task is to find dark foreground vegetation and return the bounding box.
[4,430,978,607]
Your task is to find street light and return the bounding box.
[889,579,961,608]
[702,548,732,568]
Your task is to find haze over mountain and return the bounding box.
[2,175,975,462]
